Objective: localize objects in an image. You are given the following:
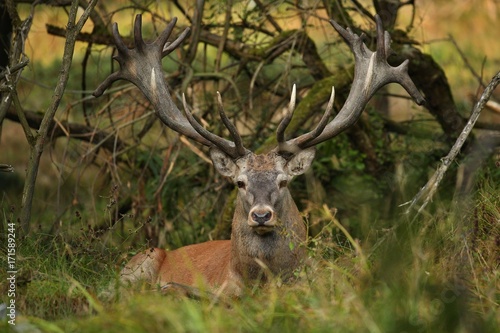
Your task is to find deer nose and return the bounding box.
[251,210,273,225]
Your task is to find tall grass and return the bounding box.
[1,173,498,332]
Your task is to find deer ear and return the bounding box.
[210,148,238,178]
[285,148,315,176]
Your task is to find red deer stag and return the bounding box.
[94,15,425,296]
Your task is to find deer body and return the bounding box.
[121,241,232,289]
[121,151,312,294]
[94,15,424,296]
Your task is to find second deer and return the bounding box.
[94,14,425,296]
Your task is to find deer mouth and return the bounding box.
[252,224,275,235]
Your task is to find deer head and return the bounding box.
[94,14,425,293]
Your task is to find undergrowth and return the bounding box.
[1,175,499,332]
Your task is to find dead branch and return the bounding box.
[5,106,127,152]
[405,71,500,216]
[391,47,467,143]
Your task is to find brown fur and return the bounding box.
[120,149,314,296]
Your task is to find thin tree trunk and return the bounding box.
[19,0,97,235]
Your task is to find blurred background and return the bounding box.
[2,0,498,245]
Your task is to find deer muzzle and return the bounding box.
[248,205,276,234]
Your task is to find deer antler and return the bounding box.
[277,84,336,154]
[93,15,248,159]
[181,93,247,157]
[278,15,425,154]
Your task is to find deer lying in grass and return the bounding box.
[94,14,424,296]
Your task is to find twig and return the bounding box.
[0,59,29,78]
[0,0,34,130]
[448,34,486,88]
[11,90,35,144]
[254,0,282,33]
[5,106,127,153]
[179,135,211,164]
[215,0,232,92]
[405,71,500,215]
[184,0,204,65]
[350,0,375,22]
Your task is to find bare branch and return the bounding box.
[448,34,487,88]
[5,106,127,152]
[405,71,500,215]
[254,0,282,33]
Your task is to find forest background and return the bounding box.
[0,0,499,332]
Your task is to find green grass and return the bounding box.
[1,174,498,333]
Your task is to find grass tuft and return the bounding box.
[1,177,499,332]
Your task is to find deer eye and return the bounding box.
[279,180,288,188]
[236,181,246,189]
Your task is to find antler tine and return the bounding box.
[375,16,387,61]
[182,94,247,159]
[276,84,297,145]
[154,17,192,57]
[328,19,359,47]
[93,23,128,97]
[295,86,335,147]
[93,71,121,97]
[157,17,178,45]
[181,94,220,146]
[216,92,247,157]
[280,14,425,152]
[133,14,145,52]
[112,22,128,55]
[162,27,190,57]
